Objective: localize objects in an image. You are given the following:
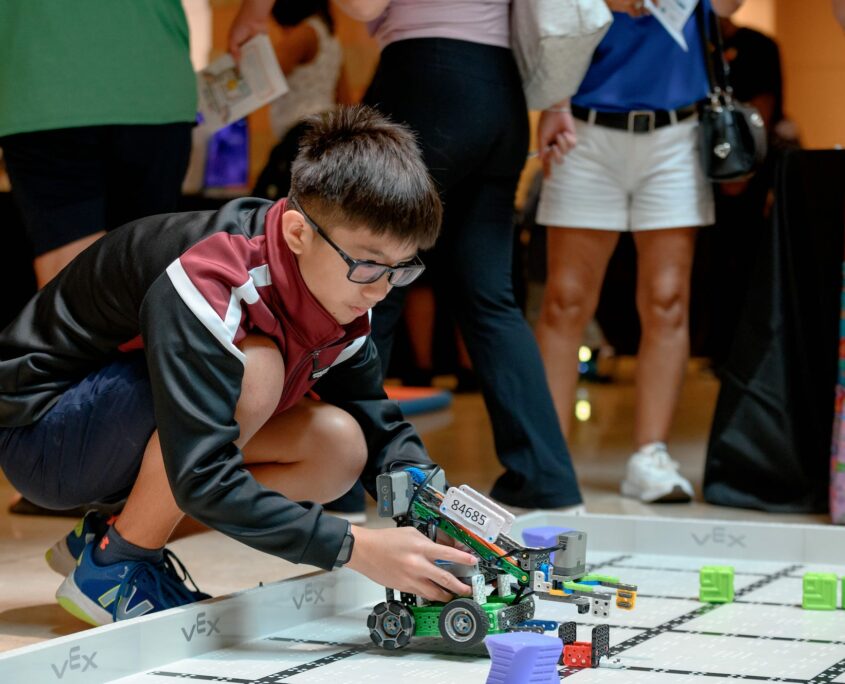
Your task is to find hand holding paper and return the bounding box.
[197,34,288,132]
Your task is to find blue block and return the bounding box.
[522,526,574,564]
[485,632,563,684]
[515,619,559,632]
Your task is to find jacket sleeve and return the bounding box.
[311,336,436,500]
[139,273,348,570]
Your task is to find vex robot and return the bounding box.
[367,466,636,666]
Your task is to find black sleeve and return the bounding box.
[139,274,348,570]
[311,336,436,500]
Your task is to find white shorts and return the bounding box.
[536,116,715,231]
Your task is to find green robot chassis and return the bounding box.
[366,467,638,651]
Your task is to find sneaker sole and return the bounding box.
[651,485,693,504]
[45,538,77,577]
[56,572,113,627]
[621,480,692,504]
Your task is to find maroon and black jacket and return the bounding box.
[0,197,433,570]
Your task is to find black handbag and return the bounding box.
[696,4,767,182]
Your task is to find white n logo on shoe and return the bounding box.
[98,583,154,619]
[114,586,155,620]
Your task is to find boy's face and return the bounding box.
[282,207,420,325]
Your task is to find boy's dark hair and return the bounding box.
[290,106,442,250]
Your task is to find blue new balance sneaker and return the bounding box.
[56,541,207,626]
[45,511,111,576]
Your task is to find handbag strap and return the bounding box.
[695,1,732,96]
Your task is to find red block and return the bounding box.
[562,642,592,668]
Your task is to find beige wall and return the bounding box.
[734,0,776,34]
[775,0,845,149]
[728,0,845,149]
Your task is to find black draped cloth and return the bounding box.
[704,150,845,513]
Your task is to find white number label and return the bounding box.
[440,488,505,542]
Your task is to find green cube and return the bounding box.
[802,573,838,610]
[699,566,734,603]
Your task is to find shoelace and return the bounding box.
[161,548,206,596]
[111,559,198,619]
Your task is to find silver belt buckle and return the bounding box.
[627,110,656,133]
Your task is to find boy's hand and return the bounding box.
[347,526,476,602]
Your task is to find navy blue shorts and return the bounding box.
[0,355,156,510]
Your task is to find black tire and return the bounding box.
[367,601,415,650]
[438,598,490,648]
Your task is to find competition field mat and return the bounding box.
[3,513,845,683]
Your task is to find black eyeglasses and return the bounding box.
[289,198,426,287]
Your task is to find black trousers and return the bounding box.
[1,123,192,256]
[365,38,582,507]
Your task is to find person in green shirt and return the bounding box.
[0,0,197,288]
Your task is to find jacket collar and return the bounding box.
[263,199,371,350]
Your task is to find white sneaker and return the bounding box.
[620,442,693,503]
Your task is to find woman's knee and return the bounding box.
[539,276,596,331]
[638,281,689,331]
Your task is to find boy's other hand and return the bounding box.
[347,526,476,602]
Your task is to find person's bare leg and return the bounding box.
[632,228,697,448]
[33,231,106,289]
[116,335,366,549]
[535,228,619,438]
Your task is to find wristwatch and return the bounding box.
[333,524,355,569]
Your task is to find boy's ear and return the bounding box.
[281,209,314,255]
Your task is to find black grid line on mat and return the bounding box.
[150,673,253,683]
[572,621,845,647]
[585,554,634,574]
[557,561,809,678]
[734,565,805,598]
[150,638,371,683]
[573,665,808,682]
[614,563,769,577]
[809,656,845,683]
[252,646,371,683]
[633,593,807,609]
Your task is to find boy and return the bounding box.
[0,106,475,626]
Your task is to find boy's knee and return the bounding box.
[317,406,367,475]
